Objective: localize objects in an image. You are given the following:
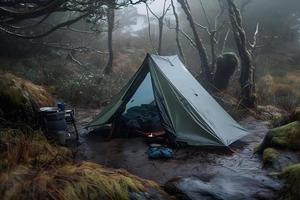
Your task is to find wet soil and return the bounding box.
[75,108,282,189]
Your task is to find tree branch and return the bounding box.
[0,12,89,39]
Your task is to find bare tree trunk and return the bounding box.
[171,0,185,63]
[104,5,115,74]
[146,0,170,56]
[145,4,157,53]
[226,0,256,108]
[210,32,217,72]
[177,0,212,83]
[158,17,163,55]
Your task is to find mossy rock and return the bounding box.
[258,121,300,153]
[280,163,300,200]
[263,148,280,166]
[0,71,54,125]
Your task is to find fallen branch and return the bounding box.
[68,52,83,66]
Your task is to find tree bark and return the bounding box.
[171,0,185,63]
[104,5,115,74]
[177,0,212,83]
[158,17,164,55]
[226,0,256,108]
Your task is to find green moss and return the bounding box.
[258,121,300,152]
[280,163,300,200]
[262,148,279,166]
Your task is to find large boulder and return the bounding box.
[258,121,300,153]
[0,72,54,125]
[165,174,282,200]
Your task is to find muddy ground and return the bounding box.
[74,108,285,199]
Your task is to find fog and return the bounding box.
[0,0,300,106]
[1,1,300,199]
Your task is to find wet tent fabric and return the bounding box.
[87,54,248,146]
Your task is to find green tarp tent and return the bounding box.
[88,54,248,146]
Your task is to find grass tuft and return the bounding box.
[280,163,300,200]
[262,148,279,166]
[0,129,165,200]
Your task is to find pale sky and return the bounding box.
[135,0,174,15]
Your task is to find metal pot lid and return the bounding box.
[39,107,58,112]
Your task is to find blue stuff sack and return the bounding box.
[57,102,65,111]
[148,147,173,159]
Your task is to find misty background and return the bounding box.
[0,0,299,109]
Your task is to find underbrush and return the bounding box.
[54,68,133,106]
[255,49,300,116]
[0,51,144,106]
[0,129,164,200]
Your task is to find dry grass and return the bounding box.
[0,129,166,200]
[0,72,55,107]
[0,162,162,200]
[0,71,55,125]
[0,129,72,171]
[255,49,300,114]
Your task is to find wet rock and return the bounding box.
[129,190,171,200]
[165,174,282,200]
[263,149,300,171]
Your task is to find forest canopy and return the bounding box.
[0,0,148,38]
